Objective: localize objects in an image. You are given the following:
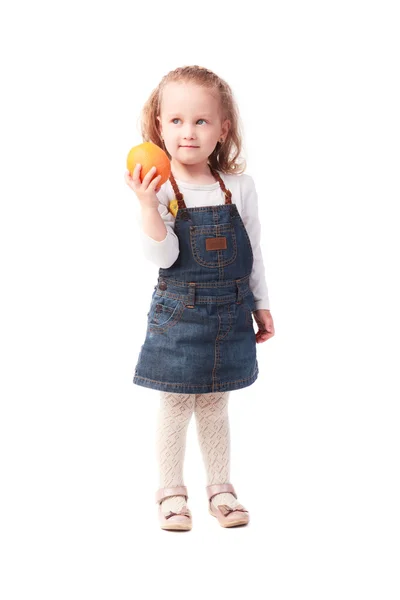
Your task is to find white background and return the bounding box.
[1,0,399,598]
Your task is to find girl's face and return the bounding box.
[157,82,230,168]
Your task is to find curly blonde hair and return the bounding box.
[138,65,246,175]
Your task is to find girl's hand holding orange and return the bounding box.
[125,141,171,209]
[125,164,162,210]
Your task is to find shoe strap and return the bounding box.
[206,483,237,501]
[155,485,188,504]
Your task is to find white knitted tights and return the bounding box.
[156,391,242,515]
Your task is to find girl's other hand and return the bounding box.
[253,309,275,343]
[125,164,162,209]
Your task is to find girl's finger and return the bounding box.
[141,166,157,186]
[149,174,162,190]
[131,163,142,182]
[125,171,134,186]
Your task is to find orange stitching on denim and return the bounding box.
[156,274,251,288]
[133,368,259,389]
[148,301,185,333]
[155,291,239,304]
[172,204,235,215]
[189,223,232,235]
[155,289,253,305]
[190,225,237,269]
[244,303,252,326]
[216,303,233,341]
[151,303,174,325]
[238,216,254,261]
[212,311,221,388]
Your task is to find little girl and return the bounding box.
[125,65,275,531]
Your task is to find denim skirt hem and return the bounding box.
[132,364,258,394]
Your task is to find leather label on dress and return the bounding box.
[206,237,227,251]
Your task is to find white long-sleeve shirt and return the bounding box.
[135,171,270,311]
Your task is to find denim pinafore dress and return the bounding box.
[133,166,258,394]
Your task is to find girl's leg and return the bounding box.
[194,391,241,510]
[156,391,196,514]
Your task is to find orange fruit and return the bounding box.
[126,142,171,187]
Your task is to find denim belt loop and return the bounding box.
[186,282,196,308]
[235,280,243,304]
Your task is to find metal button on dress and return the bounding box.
[156,304,162,312]
[159,281,167,290]
[181,211,189,221]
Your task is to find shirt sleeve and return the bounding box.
[135,187,180,269]
[240,174,271,311]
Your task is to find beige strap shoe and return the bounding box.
[206,483,250,527]
[155,485,192,531]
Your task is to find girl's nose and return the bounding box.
[184,128,196,139]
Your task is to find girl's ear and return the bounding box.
[222,119,231,137]
[156,115,163,138]
[220,119,230,141]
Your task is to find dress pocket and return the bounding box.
[148,296,185,332]
[190,222,237,267]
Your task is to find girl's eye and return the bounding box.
[171,118,207,125]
